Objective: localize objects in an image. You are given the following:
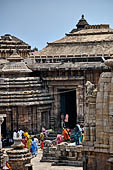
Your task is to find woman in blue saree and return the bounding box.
[31,137,39,156]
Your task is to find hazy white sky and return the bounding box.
[0,0,113,50]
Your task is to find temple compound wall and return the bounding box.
[83,59,113,170]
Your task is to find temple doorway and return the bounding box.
[60,89,77,129]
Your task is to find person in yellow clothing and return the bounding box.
[24,132,29,139]
[82,131,85,142]
[80,124,85,143]
[26,135,32,150]
[24,132,32,150]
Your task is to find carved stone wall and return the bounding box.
[83,70,113,170]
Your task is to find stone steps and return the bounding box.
[45,133,57,141]
[52,160,83,167]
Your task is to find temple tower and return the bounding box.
[0,51,53,138]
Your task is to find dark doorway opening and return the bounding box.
[1,117,6,138]
[60,89,77,129]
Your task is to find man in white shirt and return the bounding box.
[13,130,17,139]
[18,129,24,139]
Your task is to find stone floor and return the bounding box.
[31,149,83,170]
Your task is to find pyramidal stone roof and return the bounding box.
[0,34,31,52]
[2,62,32,73]
[2,52,32,73]
[7,50,23,62]
[35,15,113,57]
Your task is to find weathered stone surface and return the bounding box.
[41,143,83,167]
[6,138,32,170]
[83,68,113,169]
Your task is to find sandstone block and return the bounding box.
[101,72,112,78]
[96,93,104,103]
[104,83,111,92]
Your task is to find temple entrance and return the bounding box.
[60,89,77,129]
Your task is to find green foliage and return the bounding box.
[32,47,38,51]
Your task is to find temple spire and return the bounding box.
[76,14,89,30]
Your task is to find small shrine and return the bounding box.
[6,137,32,170]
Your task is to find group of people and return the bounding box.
[13,129,24,139]
[12,123,84,157]
[56,123,84,146]
[56,128,70,144]
[13,129,39,156]
[60,113,85,145]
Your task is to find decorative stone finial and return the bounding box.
[76,14,89,30]
[82,14,84,19]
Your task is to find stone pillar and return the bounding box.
[84,125,90,142]
[0,116,4,149]
[77,86,84,122]
[84,95,96,146]
[37,111,41,132]
[109,132,113,154]
[0,150,3,169]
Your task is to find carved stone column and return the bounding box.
[0,116,4,149]
[0,116,4,169]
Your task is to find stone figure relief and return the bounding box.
[85,81,97,96]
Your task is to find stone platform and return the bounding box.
[41,142,83,167]
[32,148,83,170]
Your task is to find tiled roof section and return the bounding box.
[51,28,113,44]
[0,34,31,51]
[35,27,113,57]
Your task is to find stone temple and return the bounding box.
[0,15,113,139]
[29,15,112,130]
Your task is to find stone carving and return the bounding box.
[104,59,113,68]
[85,81,95,96]
[92,88,97,96]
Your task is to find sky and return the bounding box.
[0,0,113,50]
